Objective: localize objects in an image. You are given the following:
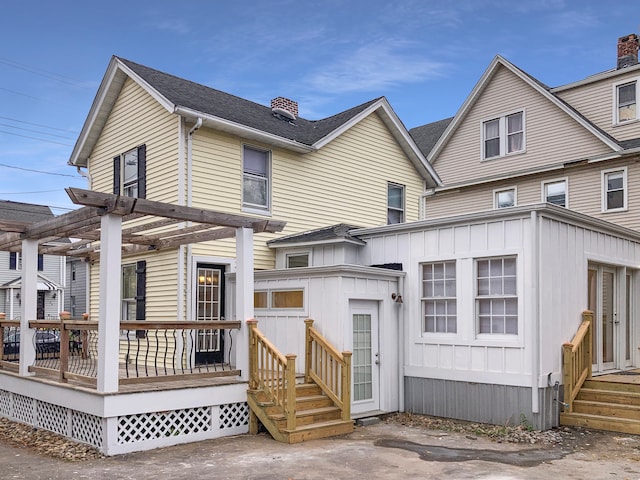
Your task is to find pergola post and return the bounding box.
[18,238,38,376]
[97,213,122,393]
[235,226,254,381]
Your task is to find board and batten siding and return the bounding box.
[433,65,611,186]
[555,67,640,143]
[356,216,535,387]
[190,112,427,269]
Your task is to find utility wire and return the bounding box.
[0,129,73,146]
[0,162,82,178]
[0,123,75,140]
[0,57,86,87]
[0,189,65,195]
[0,116,79,134]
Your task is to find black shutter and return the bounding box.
[113,156,121,195]
[135,260,146,338]
[9,252,16,270]
[37,254,44,271]
[137,144,146,199]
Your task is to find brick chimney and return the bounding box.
[617,34,639,69]
[271,97,298,119]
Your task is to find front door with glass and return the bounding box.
[195,264,225,364]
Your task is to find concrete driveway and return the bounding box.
[2,420,640,479]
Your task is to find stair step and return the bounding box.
[270,406,342,428]
[583,379,640,393]
[560,411,640,435]
[577,388,640,405]
[295,383,322,397]
[573,399,640,420]
[286,419,354,444]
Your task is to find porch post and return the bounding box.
[18,239,38,376]
[97,213,122,393]
[235,226,254,381]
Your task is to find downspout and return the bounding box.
[184,118,202,321]
[531,210,540,416]
[76,165,92,189]
[397,274,405,412]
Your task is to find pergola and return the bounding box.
[0,187,286,392]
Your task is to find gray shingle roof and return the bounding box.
[267,223,366,247]
[0,201,53,224]
[118,57,381,146]
[409,117,453,157]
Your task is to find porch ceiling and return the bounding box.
[0,188,286,260]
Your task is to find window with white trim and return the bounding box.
[421,261,456,333]
[113,145,146,199]
[476,256,518,335]
[494,187,516,209]
[286,253,309,268]
[242,146,270,212]
[616,80,638,123]
[387,182,405,224]
[602,167,627,212]
[254,288,304,309]
[543,179,567,207]
[482,111,524,159]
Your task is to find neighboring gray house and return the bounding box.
[0,201,65,319]
[64,257,88,318]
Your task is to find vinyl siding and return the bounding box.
[89,78,180,203]
[190,112,426,269]
[425,157,640,232]
[555,67,640,142]
[433,65,611,185]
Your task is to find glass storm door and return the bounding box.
[350,300,380,415]
[195,264,225,364]
[588,265,628,373]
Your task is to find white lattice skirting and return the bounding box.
[0,389,249,455]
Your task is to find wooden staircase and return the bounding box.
[560,378,640,434]
[247,319,354,443]
[560,310,640,434]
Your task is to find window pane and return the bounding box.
[243,175,268,206]
[477,260,489,277]
[504,276,517,295]
[387,208,403,225]
[607,172,623,190]
[478,278,490,295]
[507,113,522,133]
[507,132,523,153]
[388,184,404,208]
[545,181,566,206]
[485,119,499,138]
[496,190,515,208]
[607,191,624,209]
[503,258,516,275]
[254,291,267,308]
[287,254,309,268]
[244,147,268,175]
[485,138,500,158]
[272,290,304,308]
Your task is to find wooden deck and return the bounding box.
[591,369,640,385]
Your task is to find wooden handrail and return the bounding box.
[304,319,352,421]
[247,320,297,430]
[562,311,593,412]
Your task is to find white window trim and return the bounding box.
[242,144,272,215]
[612,77,640,125]
[254,287,307,313]
[601,166,628,213]
[285,251,311,268]
[420,260,458,337]
[474,255,520,339]
[387,182,406,224]
[541,177,569,208]
[493,186,517,209]
[480,109,526,161]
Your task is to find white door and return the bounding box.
[350,300,380,415]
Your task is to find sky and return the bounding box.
[0,0,637,214]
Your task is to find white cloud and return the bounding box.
[306,40,449,94]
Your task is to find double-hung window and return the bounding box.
[121,261,146,322]
[483,111,525,159]
[616,80,637,123]
[114,145,146,198]
[602,167,627,212]
[476,256,518,335]
[421,261,457,333]
[9,252,43,271]
[243,146,270,212]
[387,183,405,224]
[543,179,567,207]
